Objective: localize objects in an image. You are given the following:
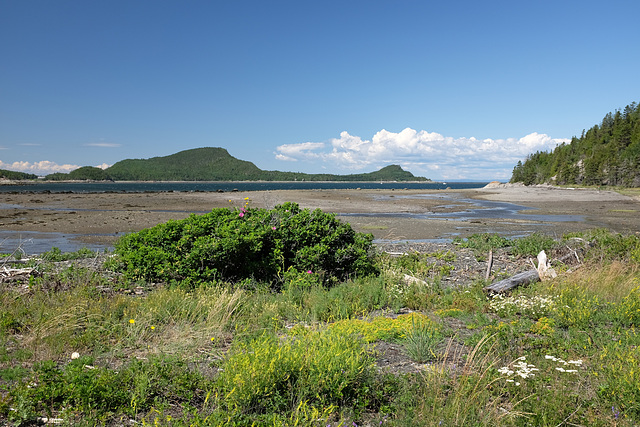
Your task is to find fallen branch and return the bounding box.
[0,266,35,283]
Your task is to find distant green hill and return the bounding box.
[47,166,111,181]
[45,147,428,182]
[511,102,640,186]
[0,169,37,180]
[105,148,262,181]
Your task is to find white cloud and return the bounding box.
[85,142,121,148]
[275,142,325,160]
[275,128,568,180]
[0,160,81,175]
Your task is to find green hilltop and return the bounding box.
[511,101,640,186]
[46,147,428,182]
[0,169,38,180]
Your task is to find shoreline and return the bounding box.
[1,185,639,253]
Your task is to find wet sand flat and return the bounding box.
[0,185,638,250]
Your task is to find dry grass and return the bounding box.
[542,261,639,303]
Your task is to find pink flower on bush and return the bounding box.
[307,270,313,274]
[239,208,246,218]
[272,226,276,230]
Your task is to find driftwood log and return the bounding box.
[484,248,583,295]
[0,266,35,283]
[484,270,540,294]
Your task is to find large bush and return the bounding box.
[113,202,378,286]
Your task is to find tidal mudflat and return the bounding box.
[0,183,638,253]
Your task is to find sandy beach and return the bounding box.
[0,184,639,252]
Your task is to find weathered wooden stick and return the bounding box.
[485,250,493,280]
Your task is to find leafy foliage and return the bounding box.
[511,101,640,186]
[113,202,378,286]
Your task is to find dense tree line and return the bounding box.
[511,102,640,186]
[46,166,111,181]
[0,169,38,180]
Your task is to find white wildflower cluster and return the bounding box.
[386,281,406,302]
[489,294,555,318]
[497,356,539,386]
[498,355,585,386]
[545,355,583,373]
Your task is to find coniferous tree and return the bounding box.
[510,102,640,187]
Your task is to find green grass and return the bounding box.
[1,229,640,425]
[361,225,389,230]
[615,187,640,198]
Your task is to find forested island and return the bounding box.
[511,102,640,186]
[44,147,428,182]
[0,169,38,181]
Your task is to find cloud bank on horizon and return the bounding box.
[2,128,566,179]
[0,160,109,175]
[276,128,569,181]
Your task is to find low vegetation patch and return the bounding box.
[2,221,640,425]
[453,232,558,260]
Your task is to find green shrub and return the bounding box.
[566,228,640,263]
[453,233,510,259]
[510,232,558,257]
[217,329,376,415]
[113,202,378,287]
[40,247,99,262]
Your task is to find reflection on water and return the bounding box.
[0,231,115,255]
[362,193,584,222]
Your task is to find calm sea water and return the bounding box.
[0,181,489,193]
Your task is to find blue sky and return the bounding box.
[1,0,639,181]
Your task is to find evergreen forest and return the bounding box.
[511,102,640,186]
[0,169,37,180]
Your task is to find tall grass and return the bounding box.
[396,335,529,426]
[1,269,245,363]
